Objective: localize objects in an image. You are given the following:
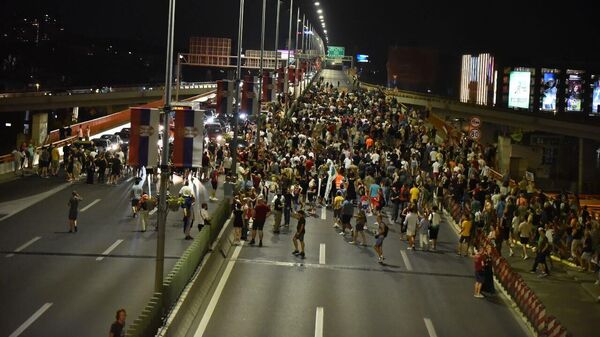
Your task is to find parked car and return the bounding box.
[91,138,111,152]
[204,122,225,141]
[114,131,129,145]
[99,134,123,151]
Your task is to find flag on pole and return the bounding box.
[262,71,276,102]
[216,80,234,115]
[172,109,205,168]
[128,108,159,168]
[241,75,258,116]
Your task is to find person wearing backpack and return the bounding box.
[374,215,389,264]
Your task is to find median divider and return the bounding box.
[126,200,232,337]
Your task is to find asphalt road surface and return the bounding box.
[184,70,530,337]
[0,172,221,337]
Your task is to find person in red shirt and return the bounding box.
[473,246,486,298]
[251,197,270,247]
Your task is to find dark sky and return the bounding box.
[4,0,600,68]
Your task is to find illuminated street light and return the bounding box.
[319,15,323,19]
[314,1,320,5]
[317,9,322,13]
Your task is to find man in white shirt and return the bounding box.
[404,207,419,250]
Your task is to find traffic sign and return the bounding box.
[469,128,481,141]
[327,46,345,58]
[470,116,481,128]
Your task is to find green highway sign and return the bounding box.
[327,46,345,58]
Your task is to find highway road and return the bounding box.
[0,172,221,337]
[183,70,531,337]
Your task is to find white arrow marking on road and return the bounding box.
[193,242,244,337]
[6,236,42,258]
[424,318,439,337]
[319,243,326,265]
[8,302,53,337]
[401,250,413,271]
[320,207,326,220]
[314,307,324,337]
[96,239,124,261]
[80,198,101,212]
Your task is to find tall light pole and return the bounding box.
[256,0,267,144]
[156,0,176,293]
[230,0,245,182]
[294,8,299,97]
[284,0,293,109]
[274,0,281,69]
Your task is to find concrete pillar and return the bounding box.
[578,137,583,194]
[31,112,48,146]
[497,135,512,176]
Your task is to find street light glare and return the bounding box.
[314,1,320,5]
[319,15,324,19]
[317,9,323,14]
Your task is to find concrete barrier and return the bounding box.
[125,200,231,337]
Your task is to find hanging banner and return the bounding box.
[173,109,205,168]
[216,80,234,115]
[276,67,285,94]
[262,71,276,102]
[129,108,160,168]
[241,75,258,116]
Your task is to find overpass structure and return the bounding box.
[0,83,216,112]
[362,84,600,142]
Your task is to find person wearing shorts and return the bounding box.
[458,216,472,256]
[250,197,270,247]
[474,248,485,298]
[292,210,306,259]
[374,218,388,263]
[350,208,367,246]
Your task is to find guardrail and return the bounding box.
[125,201,232,337]
[443,196,572,337]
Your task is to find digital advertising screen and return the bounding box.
[592,77,600,115]
[566,70,584,112]
[356,54,369,63]
[540,71,558,112]
[508,71,531,109]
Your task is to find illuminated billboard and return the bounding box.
[459,53,495,106]
[508,71,531,109]
[565,70,584,112]
[540,69,559,113]
[356,54,369,63]
[591,75,600,116]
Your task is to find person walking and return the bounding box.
[374,216,389,263]
[429,206,441,250]
[130,177,143,218]
[340,197,354,236]
[350,208,368,246]
[458,215,473,256]
[473,247,485,298]
[137,193,151,232]
[232,196,244,245]
[530,227,551,277]
[209,168,219,201]
[404,207,419,250]
[68,191,83,233]
[518,216,532,260]
[250,197,270,247]
[272,192,284,234]
[418,211,431,251]
[292,210,307,259]
[109,308,126,337]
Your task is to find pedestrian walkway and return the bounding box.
[501,245,600,337]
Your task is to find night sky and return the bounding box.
[4,0,600,69]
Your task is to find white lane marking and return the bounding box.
[149,208,158,215]
[96,239,124,261]
[423,318,439,337]
[401,250,413,271]
[193,242,244,337]
[0,183,70,222]
[314,307,324,337]
[126,177,133,182]
[8,302,53,337]
[320,207,326,220]
[319,243,326,265]
[80,198,101,212]
[6,236,42,258]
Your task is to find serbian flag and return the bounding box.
[241,75,258,116]
[128,108,159,168]
[216,80,234,115]
[262,72,276,102]
[172,109,204,168]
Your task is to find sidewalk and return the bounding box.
[501,246,600,337]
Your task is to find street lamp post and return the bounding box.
[155,0,176,293]
[175,53,182,102]
[284,0,293,111]
[294,8,299,97]
[256,0,267,144]
[230,0,245,182]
